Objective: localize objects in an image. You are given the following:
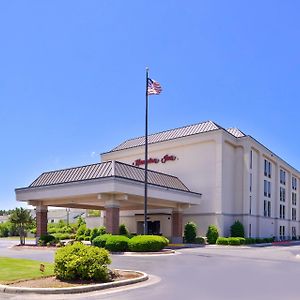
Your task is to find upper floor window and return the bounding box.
[250,150,253,170]
[292,192,297,206]
[280,169,286,185]
[264,180,271,198]
[292,176,297,190]
[264,159,271,178]
[250,173,252,192]
[292,208,297,221]
[280,204,285,219]
[280,187,286,202]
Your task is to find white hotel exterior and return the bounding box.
[16,120,300,241]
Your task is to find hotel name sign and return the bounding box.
[132,154,177,167]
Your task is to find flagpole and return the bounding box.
[144,67,149,235]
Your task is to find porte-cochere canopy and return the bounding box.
[15,161,202,211]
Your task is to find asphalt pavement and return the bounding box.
[1,239,300,300]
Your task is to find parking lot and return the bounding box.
[1,239,300,300]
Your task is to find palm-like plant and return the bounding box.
[9,207,34,245]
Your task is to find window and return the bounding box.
[250,173,252,192]
[249,223,252,238]
[264,180,271,198]
[264,200,271,217]
[249,196,252,215]
[292,192,297,206]
[250,150,253,170]
[264,159,271,178]
[292,208,296,221]
[280,204,285,219]
[292,176,297,190]
[264,200,267,217]
[280,169,286,185]
[280,187,286,202]
[292,227,296,239]
[279,226,285,240]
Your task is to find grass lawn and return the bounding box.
[0,257,54,283]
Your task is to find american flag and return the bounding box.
[147,78,162,95]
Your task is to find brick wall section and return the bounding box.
[36,210,48,237]
[172,211,183,238]
[105,206,120,234]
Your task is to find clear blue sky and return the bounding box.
[1,1,300,209]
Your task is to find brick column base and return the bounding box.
[36,206,48,240]
[105,206,120,234]
[172,210,183,243]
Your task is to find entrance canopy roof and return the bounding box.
[15,161,202,210]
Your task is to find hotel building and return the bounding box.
[16,120,300,241]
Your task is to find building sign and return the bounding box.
[132,154,177,167]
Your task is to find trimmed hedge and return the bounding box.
[54,242,111,281]
[228,237,241,245]
[92,234,112,248]
[105,235,130,252]
[38,234,57,246]
[128,235,169,252]
[119,224,129,236]
[216,237,229,245]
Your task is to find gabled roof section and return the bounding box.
[226,127,246,138]
[26,161,192,193]
[110,120,221,152]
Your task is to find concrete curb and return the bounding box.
[0,269,148,295]
[112,249,175,255]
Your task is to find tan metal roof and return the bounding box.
[28,161,191,192]
[109,120,246,153]
[226,128,246,138]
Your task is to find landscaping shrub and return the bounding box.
[245,238,256,244]
[92,234,112,248]
[184,222,197,243]
[228,237,241,245]
[105,235,129,252]
[38,234,57,246]
[237,237,245,245]
[54,242,111,281]
[84,228,91,237]
[128,235,168,252]
[119,224,129,236]
[98,226,106,235]
[230,220,245,238]
[206,225,219,244]
[195,236,206,244]
[53,233,74,240]
[90,228,99,242]
[216,237,229,245]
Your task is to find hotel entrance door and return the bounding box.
[137,221,161,235]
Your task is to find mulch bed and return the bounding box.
[5,270,140,288]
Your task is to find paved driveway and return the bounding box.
[1,240,300,300]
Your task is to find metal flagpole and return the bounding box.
[144,67,149,235]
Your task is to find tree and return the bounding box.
[206,225,219,244]
[184,222,197,243]
[230,220,245,238]
[9,207,34,245]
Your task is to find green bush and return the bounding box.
[84,228,91,237]
[228,237,241,245]
[90,228,99,242]
[184,222,197,243]
[128,235,168,252]
[206,225,219,244]
[38,234,57,246]
[105,235,129,252]
[92,234,112,248]
[53,233,73,240]
[237,237,245,245]
[230,220,245,238]
[245,238,255,244]
[98,226,106,235]
[195,236,206,244]
[216,237,229,245]
[54,242,111,281]
[119,224,129,236]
